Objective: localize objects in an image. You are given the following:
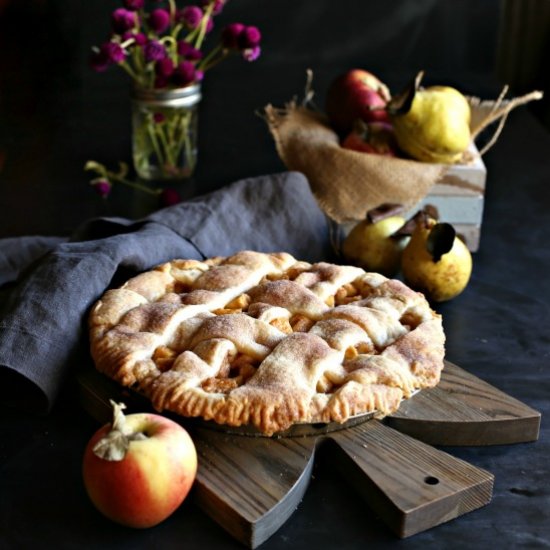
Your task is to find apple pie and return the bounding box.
[89,250,445,435]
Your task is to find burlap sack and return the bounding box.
[264,75,542,224]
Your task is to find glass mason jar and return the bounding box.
[131,84,202,181]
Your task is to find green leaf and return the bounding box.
[427,223,456,262]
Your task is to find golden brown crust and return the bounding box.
[89,250,445,435]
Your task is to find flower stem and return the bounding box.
[160,35,177,60]
[157,125,176,168]
[197,46,228,72]
[147,122,167,169]
[194,4,214,50]
[168,0,177,24]
[171,22,183,41]
[119,60,140,84]
[115,172,161,194]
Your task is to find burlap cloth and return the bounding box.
[264,76,542,224]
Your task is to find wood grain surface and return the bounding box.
[386,361,541,445]
[190,420,494,546]
[76,360,540,548]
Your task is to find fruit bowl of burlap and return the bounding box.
[262,73,542,227]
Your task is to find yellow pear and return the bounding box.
[342,208,408,277]
[389,72,471,164]
[401,216,472,302]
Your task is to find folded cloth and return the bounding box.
[0,172,330,412]
[0,236,67,287]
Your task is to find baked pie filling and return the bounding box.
[89,251,445,435]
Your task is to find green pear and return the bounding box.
[389,71,471,164]
[342,207,408,276]
[401,215,472,302]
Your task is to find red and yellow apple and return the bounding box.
[325,69,391,134]
[82,401,198,529]
[341,121,396,156]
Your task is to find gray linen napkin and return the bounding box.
[0,172,330,412]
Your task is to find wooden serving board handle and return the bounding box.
[386,361,541,445]
[193,427,317,549]
[191,419,494,547]
[327,420,494,538]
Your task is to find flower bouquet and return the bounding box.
[90,0,262,182]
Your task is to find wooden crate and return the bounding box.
[403,148,487,251]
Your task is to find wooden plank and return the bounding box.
[327,420,494,537]
[385,361,541,445]
[193,428,316,548]
[191,419,494,545]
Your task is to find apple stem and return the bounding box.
[92,400,140,462]
[111,400,129,434]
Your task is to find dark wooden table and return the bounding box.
[1,1,549,548]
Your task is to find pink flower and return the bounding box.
[177,41,203,60]
[155,57,175,77]
[221,22,245,49]
[149,8,171,34]
[90,41,126,71]
[202,0,226,15]
[179,6,203,29]
[90,48,110,72]
[122,31,147,46]
[238,26,261,49]
[91,179,112,198]
[123,0,144,10]
[144,40,166,62]
[111,8,138,34]
[173,60,197,87]
[105,42,126,63]
[242,46,261,62]
[160,188,181,207]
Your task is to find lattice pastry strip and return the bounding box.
[89,250,445,435]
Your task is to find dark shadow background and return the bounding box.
[0,0,547,237]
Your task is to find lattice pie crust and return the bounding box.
[89,251,445,435]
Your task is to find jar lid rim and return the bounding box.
[131,83,201,101]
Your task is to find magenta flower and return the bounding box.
[155,57,175,77]
[105,42,126,63]
[144,40,166,62]
[91,179,112,198]
[177,41,203,60]
[242,46,261,62]
[221,22,244,49]
[153,112,166,123]
[239,26,261,49]
[122,31,147,46]
[173,60,197,87]
[149,8,171,33]
[179,6,203,29]
[111,8,137,34]
[92,1,263,102]
[123,0,144,10]
[90,48,110,72]
[90,41,126,71]
[202,0,226,15]
[160,188,181,207]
